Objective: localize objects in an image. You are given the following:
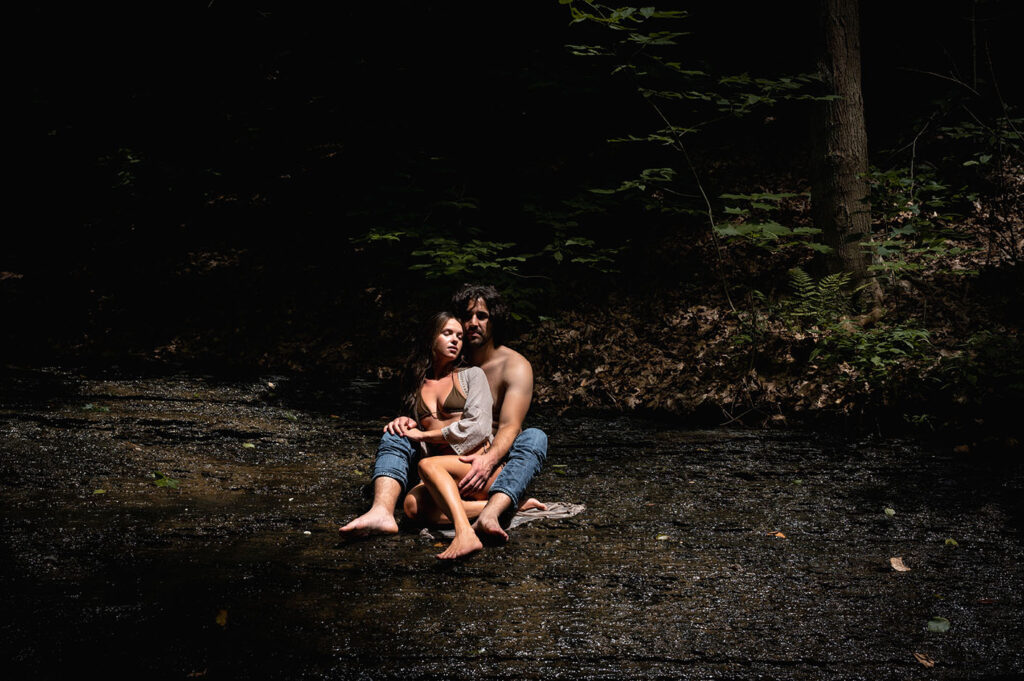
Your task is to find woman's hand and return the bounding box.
[384,416,418,436]
[403,428,426,442]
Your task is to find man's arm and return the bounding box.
[458,356,533,495]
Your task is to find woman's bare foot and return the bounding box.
[338,506,399,537]
[436,531,483,560]
[519,498,547,511]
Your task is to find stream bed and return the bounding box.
[1,367,1022,680]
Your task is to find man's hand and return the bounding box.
[384,416,418,437]
[458,446,502,496]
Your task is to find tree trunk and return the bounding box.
[811,0,883,314]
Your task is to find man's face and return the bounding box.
[461,298,492,348]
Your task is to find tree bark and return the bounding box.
[811,0,883,314]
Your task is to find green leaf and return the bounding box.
[944,538,959,547]
[927,617,951,633]
[151,471,181,489]
[566,44,609,56]
[758,221,792,236]
[242,443,256,449]
[714,224,743,236]
[884,507,896,517]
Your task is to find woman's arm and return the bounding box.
[404,426,448,444]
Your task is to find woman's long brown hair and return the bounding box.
[400,311,463,418]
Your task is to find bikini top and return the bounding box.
[415,370,466,422]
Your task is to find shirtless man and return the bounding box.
[339,284,548,550]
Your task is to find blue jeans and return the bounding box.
[373,428,548,508]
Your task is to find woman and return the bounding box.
[398,312,498,560]
[398,312,539,559]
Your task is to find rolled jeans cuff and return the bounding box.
[489,427,548,508]
[371,431,421,494]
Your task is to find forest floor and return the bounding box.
[2,368,1023,680]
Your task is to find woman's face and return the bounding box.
[433,317,463,363]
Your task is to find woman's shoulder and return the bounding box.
[456,365,486,381]
[456,365,487,388]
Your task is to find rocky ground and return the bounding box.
[1,367,1022,679]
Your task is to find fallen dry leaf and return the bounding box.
[768,531,786,539]
[890,557,911,572]
[913,652,935,668]
[215,609,228,627]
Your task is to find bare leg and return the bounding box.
[339,477,401,537]
[405,483,483,523]
[405,483,490,525]
[418,456,483,560]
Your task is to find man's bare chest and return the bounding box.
[480,362,508,410]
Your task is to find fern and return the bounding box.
[787,267,861,326]
[788,267,815,313]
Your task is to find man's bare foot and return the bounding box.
[436,531,483,560]
[338,507,399,538]
[472,511,509,543]
[519,498,547,511]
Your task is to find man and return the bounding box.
[339,284,548,550]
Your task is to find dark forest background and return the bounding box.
[6,2,1022,440]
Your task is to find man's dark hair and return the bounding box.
[451,283,509,347]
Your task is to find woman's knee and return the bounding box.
[417,456,439,478]
[403,492,420,519]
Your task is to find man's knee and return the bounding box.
[513,428,548,463]
[379,431,416,456]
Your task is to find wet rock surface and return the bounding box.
[1,367,1022,680]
